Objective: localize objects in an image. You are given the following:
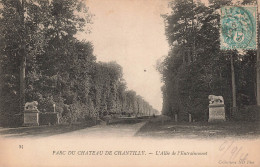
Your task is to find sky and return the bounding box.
[77,0,171,111]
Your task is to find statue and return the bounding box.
[208,95,224,104]
[208,95,225,122]
[24,101,39,111]
[23,101,40,126]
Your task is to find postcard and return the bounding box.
[0,0,260,166]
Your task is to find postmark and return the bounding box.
[220,6,257,50]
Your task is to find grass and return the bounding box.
[135,116,260,139]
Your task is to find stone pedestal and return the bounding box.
[23,110,39,126]
[208,104,226,122]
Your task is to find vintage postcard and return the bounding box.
[0,0,260,167]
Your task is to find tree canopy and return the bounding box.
[159,0,258,121]
[0,0,158,126]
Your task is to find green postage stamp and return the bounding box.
[220,6,257,50]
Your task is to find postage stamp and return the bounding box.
[220,6,257,50]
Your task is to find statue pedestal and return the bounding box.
[23,110,40,126]
[208,104,226,122]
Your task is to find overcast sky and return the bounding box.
[77,0,171,111]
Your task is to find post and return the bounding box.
[53,104,56,113]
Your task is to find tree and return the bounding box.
[0,0,94,125]
[0,0,48,125]
[159,0,250,121]
[0,0,157,126]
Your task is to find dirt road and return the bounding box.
[50,121,146,139]
[0,119,147,138]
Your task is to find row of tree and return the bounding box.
[0,0,158,126]
[158,0,259,121]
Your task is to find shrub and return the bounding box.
[233,105,260,121]
[39,112,59,125]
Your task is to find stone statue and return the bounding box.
[24,101,39,111]
[208,95,224,104]
[208,95,225,122]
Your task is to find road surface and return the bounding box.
[50,121,146,139]
[0,117,149,138]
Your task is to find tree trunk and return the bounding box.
[257,41,260,105]
[257,6,260,105]
[20,54,26,112]
[231,54,236,108]
[19,0,26,113]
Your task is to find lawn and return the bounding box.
[135,116,260,139]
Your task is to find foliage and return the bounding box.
[233,106,260,121]
[159,0,258,121]
[0,0,157,126]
